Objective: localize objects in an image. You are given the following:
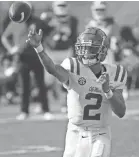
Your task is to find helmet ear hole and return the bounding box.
[103,47,108,53]
[97,46,108,62]
[101,46,108,54]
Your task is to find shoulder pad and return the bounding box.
[61,57,80,75]
[109,64,127,89]
[114,65,127,83]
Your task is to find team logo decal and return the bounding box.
[78,77,86,85]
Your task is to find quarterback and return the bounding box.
[26,27,127,157]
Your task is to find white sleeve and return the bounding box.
[60,58,72,90]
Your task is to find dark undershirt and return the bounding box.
[95,65,106,78]
[95,70,102,78]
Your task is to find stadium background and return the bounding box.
[0,1,139,33]
[0,1,139,157]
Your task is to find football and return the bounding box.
[9,1,32,23]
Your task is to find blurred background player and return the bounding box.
[115,26,139,100]
[1,4,52,120]
[1,21,27,105]
[86,1,120,65]
[0,54,19,105]
[40,1,78,113]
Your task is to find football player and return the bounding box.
[26,27,127,157]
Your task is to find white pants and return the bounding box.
[63,122,112,157]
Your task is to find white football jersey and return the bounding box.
[61,57,127,128]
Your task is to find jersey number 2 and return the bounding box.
[83,93,102,120]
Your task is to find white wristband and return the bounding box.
[34,44,43,53]
[104,90,113,99]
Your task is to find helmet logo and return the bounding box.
[79,40,92,47]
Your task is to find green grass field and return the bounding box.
[0,93,139,157]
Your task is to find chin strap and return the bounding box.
[88,58,99,66]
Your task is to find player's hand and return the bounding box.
[26,26,43,48]
[96,72,110,93]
